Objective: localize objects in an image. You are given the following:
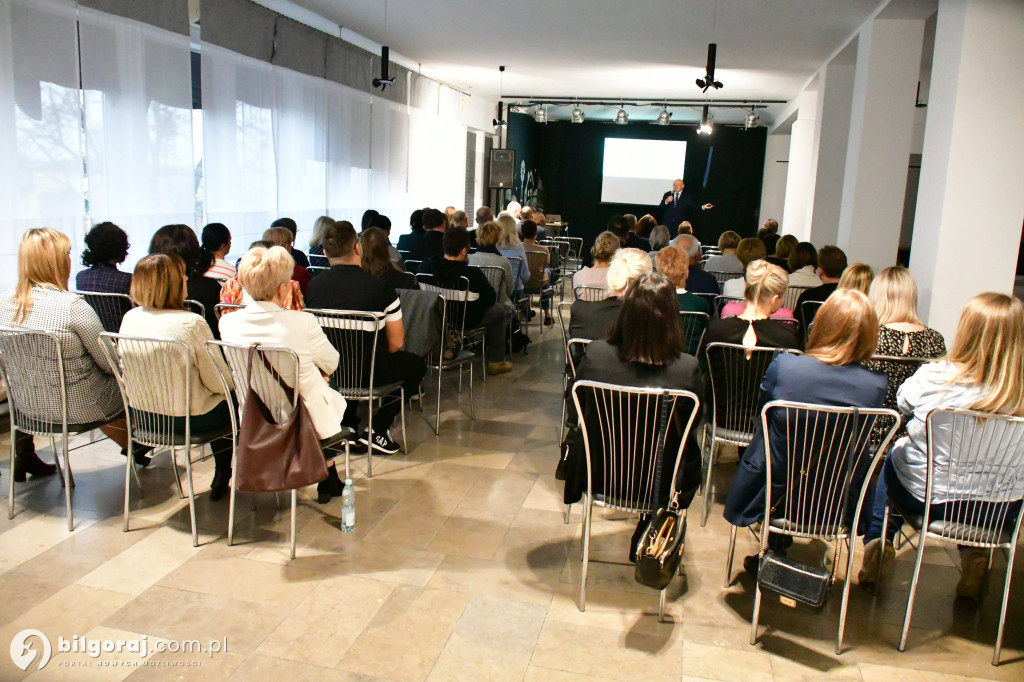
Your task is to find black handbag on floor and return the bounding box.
[756,550,834,612]
[634,396,686,590]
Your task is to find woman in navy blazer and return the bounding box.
[723,290,888,558]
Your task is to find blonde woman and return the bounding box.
[308,215,335,256]
[724,289,886,569]
[704,260,802,350]
[860,293,1024,598]
[495,212,529,290]
[467,221,515,313]
[218,245,348,503]
[569,247,651,342]
[263,227,312,293]
[0,228,138,477]
[120,254,235,500]
[837,263,874,295]
[573,231,619,290]
[704,230,743,273]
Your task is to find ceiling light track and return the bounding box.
[501,97,784,108]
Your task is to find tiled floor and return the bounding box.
[1,313,1022,681]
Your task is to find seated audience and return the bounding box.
[788,241,822,288]
[471,206,494,246]
[221,240,305,312]
[149,224,222,339]
[270,217,310,268]
[521,220,554,326]
[573,231,619,291]
[655,246,710,315]
[305,221,427,453]
[0,228,138,479]
[467,221,515,313]
[704,231,743,273]
[263,227,312,294]
[219,245,348,503]
[569,247,651,342]
[361,210,379,232]
[496,212,530,292]
[368,214,403,264]
[795,245,847,309]
[722,238,767,298]
[308,215,334,257]
[360,227,417,290]
[858,293,1024,599]
[418,228,511,375]
[623,213,650,252]
[201,223,235,282]
[505,200,522,220]
[120,254,234,500]
[862,266,946,416]
[768,234,798,272]
[837,262,874,295]
[636,214,658,239]
[719,260,796,320]
[673,234,720,295]
[76,221,132,295]
[564,273,704,560]
[408,208,446,262]
[723,289,886,568]
[396,209,426,253]
[677,221,695,237]
[757,218,781,255]
[647,225,672,267]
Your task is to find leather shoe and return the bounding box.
[209,468,231,501]
[316,466,345,504]
[13,451,58,483]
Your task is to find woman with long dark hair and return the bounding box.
[200,223,234,281]
[149,224,222,338]
[360,227,416,290]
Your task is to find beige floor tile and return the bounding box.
[458,469,538,515]
[75,525,206,595]
[530,620,681,682]
[426,633,532,682]
[0,510,100,571]
[157,556,322,609]
[124,646,245,681]
[547,582,685,638]
[338,585,469,682]
[0,570,67,622]
[858,662,973,682]
[255,574,395,667]
[524,668,619,682]
[29,626,169,681]
[229,655,380,681]
[428,553,560,607]
[425,508,517,559]
[682,641,773,682]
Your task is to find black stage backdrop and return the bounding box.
[507,112,768,261]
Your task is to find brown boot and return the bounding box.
[13,432,57,482]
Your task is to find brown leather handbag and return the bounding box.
[234,345,328,493]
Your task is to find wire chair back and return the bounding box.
[215,303,245,319]
[782,286,810,311]
[0,327,70,435]
[704,342,790,444]
[308,254,330,268]
[799,299,823,330]
[694,292,718,313]
[72,290,135,333]
[523,250,549,291]
[708,270,743,285]
[307,266,331,277]
[679,311,709,357]
[507,256,525,288]
[184,299,206,318]
[208,341,299,425]
[714,295,745,317]
[572,380,700,512]
[404,259,423,274]
[415,274,471,340]
[471,265,507,303]
[574,286,607,302]
[305,309,384,400]
[566,338,592,380]
[702,245,722,257]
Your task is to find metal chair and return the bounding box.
[713,295,745,318]
[877,408,1024,665]
[701,343,795,527]
[207,340,350,559]
[306,308,407,478]
[679,311,709,357]
[413,277,477,434]
[397,249,410,261]
[1,326,115,531]
[735,400,899,654]
[214,303,245,319]
[185,299,206,318]
[522,250,553,336]
[73,290,135,333]
[470,264,511,370]
[404,259,423,275]
[694,292,719,313]
[308,254,330,268]
[702,245,722,257]
[782,286,811,311]
[574,286,608,302]
[571,380,700,621]
[307,266,331,277]
[98,334,235,546]
[708,270,743,286]
[799,299,824,334]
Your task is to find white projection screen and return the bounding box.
[600,138,688,204]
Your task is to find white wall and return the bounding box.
[759,133,790,232]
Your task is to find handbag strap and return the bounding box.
[649,392,678,512]
[248,343,296,404]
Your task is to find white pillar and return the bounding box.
[836,17,924,270]
[781,91,817,241]
[758,133,789,228]
[808,61,855,247]
[910,0,1024,339]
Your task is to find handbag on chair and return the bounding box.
[635,396,687,590]
[234,345,328,493]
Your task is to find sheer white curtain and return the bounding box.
[274,66,328,242]
[201,44,277,252]
[0,0,84,288]
[325,80,372,230]
[78,6,195,273]
[369,97,410,234]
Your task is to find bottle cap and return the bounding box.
[344,478,353,485]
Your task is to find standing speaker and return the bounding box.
[489,149,515,188]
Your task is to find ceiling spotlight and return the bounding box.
[655,108,672,125]
[744,107,759,130]
[492,101,507,128]
[571,106,585,124]
[698,105,713,135]
[372,46,395,90]
[534,106,547,123]
[695,43,724,92]
[614,109,629,125]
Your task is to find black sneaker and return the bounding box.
[365,430,400,455]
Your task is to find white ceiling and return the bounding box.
[283,0,894,125]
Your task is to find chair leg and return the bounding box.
[468,364,475,420]
[876,501,891,588]
[836,537,857,655]
[366,399,374,479]
[579,499,593,611]
[289,489,297,560]
[184,446,198,547]
[227,480,237,547]
[122,444,133,532]
[701,437,718,527]
[993,542,1018,665]
[750,581,763,645]
[170,446,185,499]
[658,587,668,623]
[725,524,738,587]
[7,429,15,520]
[61,433,73,531]
[49,437,66,488]
[480,336,487,383]
[563,503,572,524]
[399,388,408,455]
[434,366,442,435]
[898,531,929,651]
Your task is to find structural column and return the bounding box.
[836,16,924,271]
[910,0,1024,339]
[780,91,817,241]
[808,60,855,247]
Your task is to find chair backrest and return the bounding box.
[761,400,900,540]
[566,338,592,379]
[307,266,331,277]
[507,255,525,286]
[215,302,245,319]
[572,380,700,512]
[185,299,206,318]
[98,333,197,446]
[308,254,330,268]
[397,288,443,357]
[704,342,792,441]
[922,408,1024,547]
[679,311,709,357]
[524,250,548,290]
[714,295,745,317]
[693,292,718,313]
[305,308,384,398]
[702,245,721,257]
[782,286,810,311]
[470,265,506,302]
[799,299,823,330]
[72,290,135,333]
[207,340,299,425]
[0,326,69,433]
[554,237,583,264]
[708,270,743,285]
[404,259,423,274]
[415,274,468,337]
[574,286,607,302]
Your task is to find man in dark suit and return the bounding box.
[659,178,713,236]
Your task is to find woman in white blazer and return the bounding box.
[219,245,348,503]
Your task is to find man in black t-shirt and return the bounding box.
[306,221,427,454]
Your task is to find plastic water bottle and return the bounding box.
[341,478,355,532]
